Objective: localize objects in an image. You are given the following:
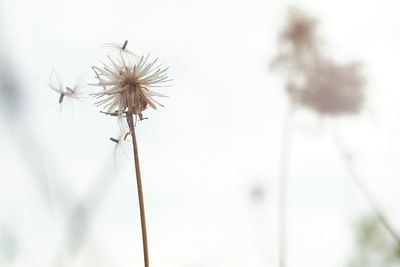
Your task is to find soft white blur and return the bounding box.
[0,0,400,266]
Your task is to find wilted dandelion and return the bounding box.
[47,40,170,267]
[92,47,170,267]
[92,49,169,267]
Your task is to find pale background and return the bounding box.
[0,0,400,266]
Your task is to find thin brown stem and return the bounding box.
[126,108,149,267]
[330,123,400,246]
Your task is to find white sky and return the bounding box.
[1,0,400,266]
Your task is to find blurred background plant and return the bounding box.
[348,214,400,267]
[0,7,117,266]
[271,7,399,267]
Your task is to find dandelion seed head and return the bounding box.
[92,52,169,120]
[289,60,365,116]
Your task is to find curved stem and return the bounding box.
[330,124,400,246]
[126,110,149,267]
[278,105,295,267]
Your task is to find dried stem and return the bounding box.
[330,124,400,246]
[278,105,295,267]
[126,105,149,267]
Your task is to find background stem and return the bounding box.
[330,123,400,246]
[278,105,295,267]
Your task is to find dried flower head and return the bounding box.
[92,53,169,120]
[289,60,365,115]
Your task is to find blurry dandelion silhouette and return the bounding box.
[271,7,398,267]
[272,8,365,117]
[47,41,170,267]
[290,59,365,116]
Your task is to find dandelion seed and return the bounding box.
[102,40,137,57]
[109,131,130,145]
[100,110,127,117]
[109,131,130,165]
[47,71,82,104]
